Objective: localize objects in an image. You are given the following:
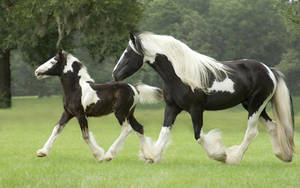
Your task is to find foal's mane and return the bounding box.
[65,53,94,83]
[137,32,229,91]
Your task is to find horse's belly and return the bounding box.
[204,92,246,110]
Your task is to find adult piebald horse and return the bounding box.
[35,50,163,161]
[112,32,295,164]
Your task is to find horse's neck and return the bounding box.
[60,73,80,97]
[149,58,182,86]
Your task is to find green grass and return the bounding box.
[0,96,300,188]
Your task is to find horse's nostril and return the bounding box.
[35,71,41,77]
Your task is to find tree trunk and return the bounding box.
[0,49,11,108]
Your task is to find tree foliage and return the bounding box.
[140,0,288,65]
[135,0,300,92]
[276,0,300,35]
[5,0,300,97]
[0,0,142,107]
[3,0,142,62]
[276,49,300,94]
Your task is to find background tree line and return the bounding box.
[1,0,300,108]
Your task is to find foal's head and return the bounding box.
[35,50,80,79]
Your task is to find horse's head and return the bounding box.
[35,49,69,79]
[112,33,144,81]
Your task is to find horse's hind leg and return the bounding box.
[37,111,73,157]
[259,110,283,160]
[225,93,273,164]
[104,107,133,161]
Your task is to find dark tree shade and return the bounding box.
[0,50,11,108]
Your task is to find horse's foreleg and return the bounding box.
[190,107,226,162]
[37,111,73,157]
[77,115,104,162]
[141,103,182,163]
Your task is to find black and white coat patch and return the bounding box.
[35,50,163,162]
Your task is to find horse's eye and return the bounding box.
[51,61,56,65]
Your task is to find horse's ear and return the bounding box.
[58,49,63,59]
[130,32,136,45]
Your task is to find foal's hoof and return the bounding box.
[145,158,154,164]
[104,152,115,162]
[37,149,48,157]
[94,155,104,162]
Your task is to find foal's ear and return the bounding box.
[130,32,136,45]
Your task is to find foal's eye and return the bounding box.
[51,61,56,65]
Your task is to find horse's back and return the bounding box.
[222,59,275,89]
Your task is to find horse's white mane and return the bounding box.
[138,32,229,91]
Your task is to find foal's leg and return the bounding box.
[77,115,105,162]
[127,109,154,162]
[37,111,73,157]
[104,105,134,161]
[225,94,273,164]
[142,103,182,163]
[104,119,133,161]
[190,106,226,162]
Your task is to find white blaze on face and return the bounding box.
[35,57,58,78]
[208,77,235,93]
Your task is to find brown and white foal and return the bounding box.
[34,50,162,162]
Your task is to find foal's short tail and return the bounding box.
[135,83,163,104]
[271,70,295,162]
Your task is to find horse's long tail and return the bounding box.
[135,83,163,104]
[271,70,295,162]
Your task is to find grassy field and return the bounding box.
[0,96,300,188]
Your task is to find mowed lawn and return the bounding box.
[0,96,300,188]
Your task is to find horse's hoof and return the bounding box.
[225,145,242,164]
[275,152,293,162]
[37,149,48,157]
[105,157,113,162]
